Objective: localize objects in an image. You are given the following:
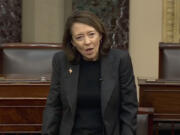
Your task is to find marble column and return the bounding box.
[0,0,22,44]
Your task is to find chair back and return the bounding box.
[159,42,180,80]
[0,43,62,79]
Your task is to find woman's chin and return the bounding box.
[83,55,98,61]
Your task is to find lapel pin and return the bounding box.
[68,68,73,75]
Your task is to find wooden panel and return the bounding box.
[0,125,41,133]
[139,79,180,121]
[0,84,50,97]
[0,98,46,106]
[0,98,46,132]
[0,80,49,132]
[0,107,44,124]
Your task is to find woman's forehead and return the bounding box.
[71,22,96,35]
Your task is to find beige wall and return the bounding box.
[22,0,162,96]
[22,0,65,42]
[129,0,162,96]
[22,0,35,42]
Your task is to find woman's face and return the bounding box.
[71,22,102,61]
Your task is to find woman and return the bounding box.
[42,11,138,135]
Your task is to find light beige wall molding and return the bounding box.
[174,0,180,42]
[162,0,180,42]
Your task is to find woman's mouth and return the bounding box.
[85,48,94,55]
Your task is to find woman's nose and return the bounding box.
[84,36,91,45]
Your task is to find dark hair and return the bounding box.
[62,10,110,64]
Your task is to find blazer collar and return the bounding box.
[100,54,116,115]
[65,54,116,115]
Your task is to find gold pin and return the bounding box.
[68,68,72,74]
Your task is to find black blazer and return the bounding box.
[42,48,138,135]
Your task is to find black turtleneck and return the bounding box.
[72,59,103,135]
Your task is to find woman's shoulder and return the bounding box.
[53,50,66,60]
[109,48,129,58]
[52,50,69,64]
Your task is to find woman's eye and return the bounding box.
[76,36,83,40]
[89,33,95,37]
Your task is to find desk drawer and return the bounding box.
[0,98,46,132]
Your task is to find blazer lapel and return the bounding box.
[101,54,116,115]
[65,63,79,114]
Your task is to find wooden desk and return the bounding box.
[0,78,50,133]
[138,78,180,122]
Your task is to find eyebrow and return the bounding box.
[74,30,96,36]
[73,34,84,37]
